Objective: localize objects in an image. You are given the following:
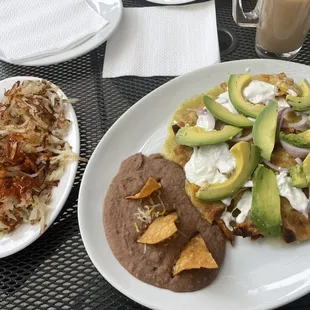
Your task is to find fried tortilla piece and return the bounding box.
[173,234,218,276]
[215,219,235,246]
[233,218,263,241]
[171,144,193,167]
[281,197,310,243]
[271,144,296,169]
[126,177,161,199]
[137,212,178,244]
[185,181,225,225]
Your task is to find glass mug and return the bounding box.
[232,0,310,60]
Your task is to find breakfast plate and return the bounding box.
[78,59,310,310]
[0,0,123,66]
[0,76,79,258]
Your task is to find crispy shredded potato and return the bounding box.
[0,80,84,235]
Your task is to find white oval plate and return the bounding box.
[0,0,123,66]
[0,77,79,258]
[78,59,310,310]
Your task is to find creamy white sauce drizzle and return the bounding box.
[276,172,309,218]
[220,211,234,231]
[235,191,253,224]
[220,190,253,231]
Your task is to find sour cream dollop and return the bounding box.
[243,80,291,110]
[243,80,278,105]
[215,92,239,114]
[184,143,235,186]
[276,97,290,110]
[276,172,309,217]
[215,80,290,114]
[243,180,253,187]
[195,109,215,131]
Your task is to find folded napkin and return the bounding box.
[102,1,219,78]
[0,0,109,62]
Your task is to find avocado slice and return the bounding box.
[196,141,259,201]
[175,125,242,147]
[250,165,281,236]
[303,153,310,183]
[228,74,265,118]
[280,130,310,148]
[203,95,254,128]
[287,79,310,112]
[253,100,278,161]
[289,165,308,188]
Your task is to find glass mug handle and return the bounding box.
[232,0,262,27]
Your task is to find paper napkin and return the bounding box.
[102,1,220,77]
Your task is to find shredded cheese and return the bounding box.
[134,222,140,233]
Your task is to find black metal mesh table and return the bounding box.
[1,0,310,309]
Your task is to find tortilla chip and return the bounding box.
[137,212,178,244]
[127,177,161,199]
[185,182,225,224]
[281,197,310,243]
[271,145,296,169]
[173,234,218,276]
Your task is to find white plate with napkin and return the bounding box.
[0,0,123,66]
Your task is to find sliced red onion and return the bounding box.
[277,107,292,134]
[282,113,308,130]
[232,132,253,142]
[234,132,242,139]
[262,158,288,172]
[280,139,310,159]
[295,157,303,166]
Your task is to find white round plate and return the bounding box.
[0,77,79,258]
[78,59,310,310]
[0,0,123,66]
